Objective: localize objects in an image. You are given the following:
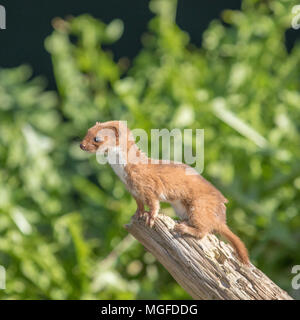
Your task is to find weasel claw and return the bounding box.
[143,212,155,228]
[134,210,147,220]
[148,217,155,228]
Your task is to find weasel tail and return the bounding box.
[216,224,249,265]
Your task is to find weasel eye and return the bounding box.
[94,136,101,143]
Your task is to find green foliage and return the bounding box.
[0,0,299,299]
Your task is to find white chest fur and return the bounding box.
[110,163,128,185]
[170,200,188,220]
[160,193,188,220]
[106,146,128,185]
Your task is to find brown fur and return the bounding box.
[80,121,249,265]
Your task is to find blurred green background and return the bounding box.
[0,0,299,299]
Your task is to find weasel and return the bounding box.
[80,120,249,265]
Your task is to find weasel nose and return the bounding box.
[80,143,85,150]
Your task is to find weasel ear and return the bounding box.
[96,121,101,125]
[103,125,120,143]
[107,126,119,138]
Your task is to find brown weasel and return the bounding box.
[80,120,249,265]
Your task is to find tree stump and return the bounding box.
[125,214,292,300]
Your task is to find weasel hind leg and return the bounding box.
[145,199,160,228]
[173,200,210,239]
[174,221,209,239]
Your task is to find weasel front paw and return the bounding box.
[134,210,145,219]
[147,216,156,228]
[141,211,156,228]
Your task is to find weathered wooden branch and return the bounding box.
[125,214,293,300]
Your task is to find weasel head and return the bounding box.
[80,120,131,155]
